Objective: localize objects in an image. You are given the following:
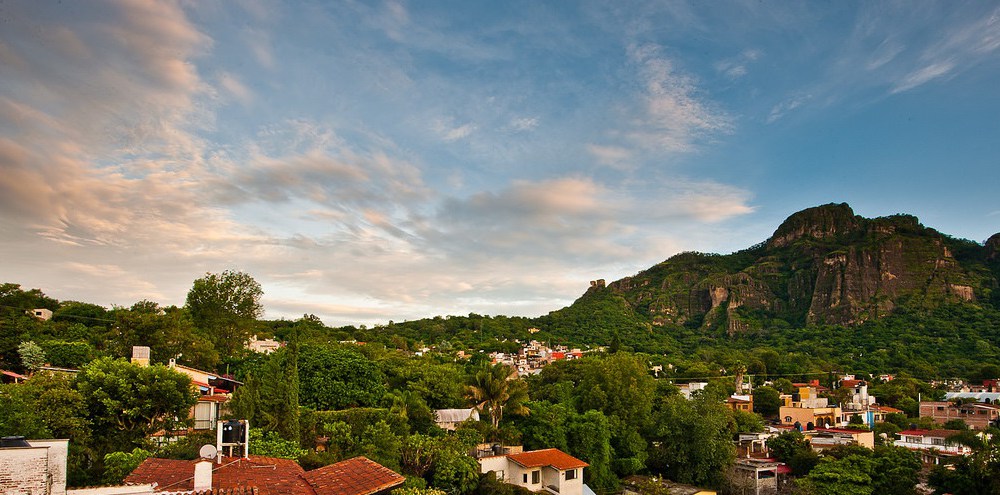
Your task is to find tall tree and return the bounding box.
[298,344,385,410]
[74,357,198,454]
[648,394,737,487]
[467,363,529,431]
[185,271,263,360]
[228,345,300,441]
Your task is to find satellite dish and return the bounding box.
[199,444,218,460]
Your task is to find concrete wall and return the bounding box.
[31,439,69,495]
[0,446,51,495]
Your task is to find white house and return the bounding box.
[477,448,588,495]
[894,429,973,465]
[433,408,480,431]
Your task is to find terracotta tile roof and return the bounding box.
[841,379,866,388]
[1,369,27,380]
[873,405,903,413]
[506,449,589,470]
[897,429,961,438]
[302,456,404,495]
[815,428,867,435]
[126,456,316,495]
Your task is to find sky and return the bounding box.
[2,1,999,327]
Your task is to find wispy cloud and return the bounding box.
[767,94,813,123]
[625,43,732,153]
[715,49,761,79]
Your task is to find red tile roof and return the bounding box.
[127,456,404,495]
[127,456,315,495]
[897,429,961,438]
[1,369,27,380]
[302,457,404,495]
[873,405,903,413]
[506,449,589,470]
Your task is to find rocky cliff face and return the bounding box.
[567,203,999,333]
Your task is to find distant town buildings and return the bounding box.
[487,340,586,376]
[919,400,1000,430]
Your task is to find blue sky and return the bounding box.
[2,1,999,326]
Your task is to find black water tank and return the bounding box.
[222,420,245,444]
[1,436,30,447]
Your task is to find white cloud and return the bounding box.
[218,72,254,105]
[509,117,539,132]
[767,94,813,123]
[625,43,732,153]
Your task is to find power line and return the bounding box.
[0,304,116,323]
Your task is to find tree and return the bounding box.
[38,340,94,369]
[732,409,765,433]
[429,448,480,495]
[467,363,529,431]
[566,410,617,490]
[358,420,402,471]
[111,303,219,369]
[18,340,46,373]
[74,357,198,454]
[647,394,736,487]
[752,386,782,417]
[797,455,874,495]
[928,434,1000,495]
[103,448,151,484]
[298,345,385,409]
[0,372,92,485]
[228,346,300,441]
[186,271,263,360]
[248,428,306,459]
[766,430,815,475]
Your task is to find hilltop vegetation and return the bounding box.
[2,203,1000,492]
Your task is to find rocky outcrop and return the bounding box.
[567,203,997,332]
[987,233,1000,260]
[767,203,862,248]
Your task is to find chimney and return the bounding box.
[131,346,151,367]
[194,459,213,492]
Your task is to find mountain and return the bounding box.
[544,203,1000,338]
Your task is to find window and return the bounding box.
[784,416,792,423]
[523,474,528,483]
[193,402,215,430]
[932,438,945,446]
[566,469,577,480]
[532,470,540,484]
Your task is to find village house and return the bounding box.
[434,408,480,431]
[730,458,787,495]
[767,426,875,451]
[131,347,241,434]
[678,382,708,400]
[919,400,1000,430]
[806,428,875,450]
[246,336,283,354]
[476,448,589,495]
[779,381,841,429]
[894,429,974,465]
[726,395,753,413]
[27,308,54,320]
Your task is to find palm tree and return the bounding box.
[468,363,529,431]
